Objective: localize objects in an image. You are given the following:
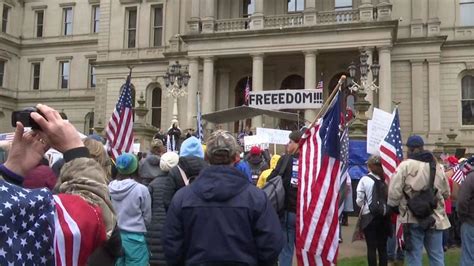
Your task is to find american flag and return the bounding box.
[379,107,404,250]
[196,91,204,142]
[379,108,403,182]
[106,71,134,160]
[0,133,14,142]
[0,180,55,265]
[451,162,472,184]
[244,77,250,105]
[338,126,350,219]
[316,80,324,91]
[296,90,342,265]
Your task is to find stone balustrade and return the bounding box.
[318,9,359,24]
[264,13,304,29]
[215,18,251,32]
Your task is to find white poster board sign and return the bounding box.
[248,89,323,110]
[243,135,269,152]
[133,143,141,154]
[367,108,394,155]
[256,127,291,145]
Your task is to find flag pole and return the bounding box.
[310,75,347,127]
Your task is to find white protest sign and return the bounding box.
[133,143,141,154]
[367,108,394,155]
[248,89,323,110]
[256,127,291,145]
[243,135,269,152]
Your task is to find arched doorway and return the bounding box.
[234,77,252,132]
[151,86,162,129]
[279,74,304,130]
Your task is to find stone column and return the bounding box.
[217,68,231,131]
[365,48,375,117]
[251,0,264,30]
[411,60,424,133]
[378,46,392,112]
[359,0,374,22]
[304,0,317,25]
[427,0,440,36]
[411,0,424,37]
[304,50,317,122]
[428,59,441,134]
[202,56,215,118]
[188,0,201,33]
[186,57,199,130]
[201,0,215,33]
[251,53,264,128]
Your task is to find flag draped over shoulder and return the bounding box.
[296,90,342,266]
[105,72,134,160]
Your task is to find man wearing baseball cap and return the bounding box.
[388,135,450,266]
[163,130,283,265]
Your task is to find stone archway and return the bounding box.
[279,74,304,130]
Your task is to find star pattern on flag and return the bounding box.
[0,180,55,265]
[384,113,404,161]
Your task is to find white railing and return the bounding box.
[318,9,359,24]
[264,14,304,29]
[215,18,251,32]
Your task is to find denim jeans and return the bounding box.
[461,223,474,266]
[279,211,296,266]
[387,223,404,261]
[405,224,444,266]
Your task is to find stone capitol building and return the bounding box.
[0,0,474,152]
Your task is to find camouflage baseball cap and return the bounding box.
[205,130,238,164]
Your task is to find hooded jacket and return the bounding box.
[147,170,172,265]
[163,165,283,266]
[257,155,281,188]
[388,151,450,230]
[139,154,164,186]
[163,156,207,210]
[109,179,151,233]
[247,155,269,185]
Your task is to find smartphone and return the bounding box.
[11,107,43,130]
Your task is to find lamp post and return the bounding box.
[347,50,380,138]
[163,61,191,123]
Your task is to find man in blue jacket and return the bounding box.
[163,130,283,266]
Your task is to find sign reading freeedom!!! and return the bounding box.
[248,89,323,110]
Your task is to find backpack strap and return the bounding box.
[278,155,292,177]
[177,166,189,186]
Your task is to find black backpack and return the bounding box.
[367,174,389,217]
[404,160,438,228]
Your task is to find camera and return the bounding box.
[11,107,44,130]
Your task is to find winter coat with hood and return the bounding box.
[139,154,164,186]
[388,151,451,230]
[147,169,173,265]
[247,155,269,185]
[109,178,151,233]
[164,156,207,210]
[163,165,284,266]
[257,154,281,188]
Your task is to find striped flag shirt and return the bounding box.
[105,72,134,160]
[296,90,342,266]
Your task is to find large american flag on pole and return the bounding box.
[105,71,134,160]
[379,107,404,250]
[296,90,342,266]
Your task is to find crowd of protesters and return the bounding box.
[0,104,473,266]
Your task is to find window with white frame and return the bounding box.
[460,0,474,26]
[63,7,73,35]
[335,0,352,10]
[152,6,163,47]
[0,60,5,87]
[287,0,304,13]
[92,5,100,33]
[2,4,11,33]
[462,75,474,125]
[32,63,41,90]
[126,8,137,48]
[89,59,96,88]
[35,10,44,37]
[243,0,255,17]
[59,61,70,89]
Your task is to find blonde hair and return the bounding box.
[83,138,112,182]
